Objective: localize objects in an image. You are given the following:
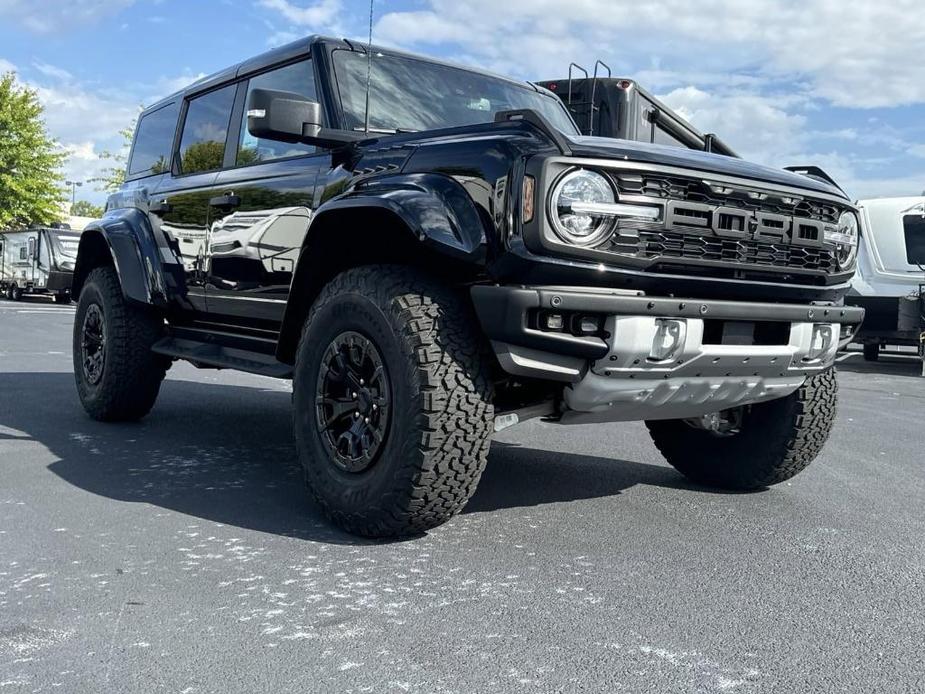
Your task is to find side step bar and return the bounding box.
[152,337,293,379]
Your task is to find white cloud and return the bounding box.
[0,57,17,73]
[257,0,341,27]
[0,0,136,33]
[659,86,808,167]
[63,141,99,162]
[31,61,73,82]
[374,0,925,109]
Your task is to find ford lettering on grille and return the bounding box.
[664,201,827,247]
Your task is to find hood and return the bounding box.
[566,136,846,199]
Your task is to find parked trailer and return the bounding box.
[0,226,81,302]
[847,197,925,372]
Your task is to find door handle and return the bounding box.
[209,192,241,210]
[149,199,173,216]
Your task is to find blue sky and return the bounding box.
[1,0,924,206]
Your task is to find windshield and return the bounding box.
[333,49,578,136]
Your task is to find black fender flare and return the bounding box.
[276,172,491,363]
[72,207,169,306]
[314,172,489,257]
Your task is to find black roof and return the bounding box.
[144,35,544,113]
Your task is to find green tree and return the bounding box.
[71,200,104,217]
[94,116,137,192]
[0,72,66,228]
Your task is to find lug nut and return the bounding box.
[364,417,370,423]
[359,378,365,385]
[352,391,358,399]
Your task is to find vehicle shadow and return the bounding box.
[0,294,60,305]
[836,351,923,378]
[0,371,691,544]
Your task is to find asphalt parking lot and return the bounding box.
[1,296,923,693]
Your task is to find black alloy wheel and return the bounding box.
[80,303,106,385]
[315,331,391,473]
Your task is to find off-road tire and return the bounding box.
[292,265,495,537]
[646,368,838,490]
[863,342,879,361]
[73,265,169,421]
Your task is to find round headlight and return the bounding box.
[550,169,616,246]
[834,211,859,269]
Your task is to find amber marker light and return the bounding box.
[522,175,536,223]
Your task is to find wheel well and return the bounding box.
[276,207,483,364]
[72,230,114,299]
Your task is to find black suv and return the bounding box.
[71,36,864,537]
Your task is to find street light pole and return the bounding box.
[65,180,83,208]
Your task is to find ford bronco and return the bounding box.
[71,36,865,537]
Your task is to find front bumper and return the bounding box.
[471,285,865,422]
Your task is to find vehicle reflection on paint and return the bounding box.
[206,206,311,292]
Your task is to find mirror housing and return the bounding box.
[246,88,364,149]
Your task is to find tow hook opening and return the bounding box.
[649,318,686,361]
[805,324,834,362]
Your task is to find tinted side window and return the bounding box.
[178,85,236,175]
[903,214,925,265]
[237,60,318,165]
[128,102,178,177]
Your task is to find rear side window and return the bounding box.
[237,59,318,165]
[128,102,179,177]
[178,85,236,175]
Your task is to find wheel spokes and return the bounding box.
[315,331,391,473]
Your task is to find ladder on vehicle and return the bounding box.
[565,60,612,137]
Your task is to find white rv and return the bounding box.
[0,226,81,302]
[848,197,925,364]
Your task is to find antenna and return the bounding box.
[364,0,374,134]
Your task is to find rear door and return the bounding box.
[152,84,237,320]
[205,57,325,334]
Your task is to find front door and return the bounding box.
[204,57,326,337]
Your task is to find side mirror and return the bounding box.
[246,88,364,149]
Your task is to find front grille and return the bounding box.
[570,169,853,282]
[612,172,842,225]
[614,230,838,273]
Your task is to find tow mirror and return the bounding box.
[246,88,363,149]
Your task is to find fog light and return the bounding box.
[806,324,834,361]
[649,319,686,361]
[544,313,564,331]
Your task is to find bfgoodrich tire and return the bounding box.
[646,369,838,490]
[73,265,169,421]
[292,265,495,538]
